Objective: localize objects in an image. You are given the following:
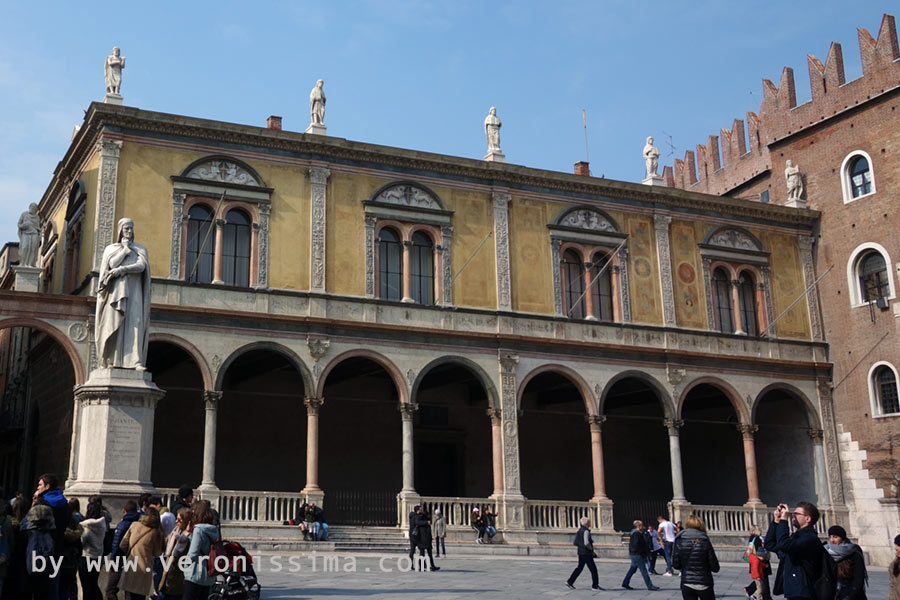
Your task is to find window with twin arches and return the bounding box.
[700,227,774,337]
[364,182,453,306]
[169,156,272,288]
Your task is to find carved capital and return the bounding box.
[740,424,758,440]
[499,353,519,374]
[308,167,331,185]
[306,336,330,362]
[663,419,684,435]
[215,218,226,227]
[304,397,324,415]
[797,236,814,252]
[653,213,672,231]
[203,390,223,410]
[97,138,123,158]
[398,402,418,420]
[666,366,686,387]
[487,408,502,425]
[585,414,607,431]
[402,240,413,248]
[807,428,824,444]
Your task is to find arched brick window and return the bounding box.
[185,204,215,284]
[869,363,900,417]
[841,150,876,203]
[378,227,403,301]
[222,209,251,287]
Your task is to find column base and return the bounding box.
[65,479,156,514]
[592,497,615,532]
[495,493,526,530]
[198,482,220,492]
[743,498,765,508]
[669,499,692,524]
[397,491,421,529]
[302,487,325,507]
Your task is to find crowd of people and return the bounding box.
[294,503,328,542]
[566,501,900,599]
[2,476,221,600]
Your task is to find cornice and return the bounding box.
[41,102,819,230]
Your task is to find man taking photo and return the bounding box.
[764,501,833,600]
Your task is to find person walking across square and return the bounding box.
[565,517,603,591]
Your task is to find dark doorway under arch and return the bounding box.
[519,372,592,501]
[413,363,492,498]
[217,349,307,492]
[755,389,816,507]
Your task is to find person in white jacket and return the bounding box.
[79,499,108,600]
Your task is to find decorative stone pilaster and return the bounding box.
[303,398,324,503]
[487,408,504,496]
[309,167,330,293]
[654,215,676,326]
[440,225,453,305]
[257,203,270,289]
[760,265,776,337]
[618,247,632,323]
[740,424,763,505]
[702,257,716,330]
[551,239,563,315]
[65,368,164,508]
[169,192,186,279]
[815,378,844,506]
[91,139,123,275]
[808,428,831,508]
[364,216,377,298]
[664,419,687,503]
[200,390,222,491]
[798,236,823,341]
[497,353,525,530]
[492,191,512,311]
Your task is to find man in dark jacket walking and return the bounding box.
[33,473,70,600]
[622,519,660,591]
[764,501,831,600]
[565,517,603,591]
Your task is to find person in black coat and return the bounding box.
[407,506,420,562]
[412,510,439,572]
[764,502,830,600]
[826,525,868,600]
[672,515,720,600]
[621,519,659,591]
[565,517,603,591]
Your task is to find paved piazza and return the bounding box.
[255,552,892,598]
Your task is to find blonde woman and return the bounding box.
[158,508,192,600]
[672,515,720,600]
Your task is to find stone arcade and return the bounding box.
[0,97,843,552]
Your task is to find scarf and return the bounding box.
[825,541,858,562]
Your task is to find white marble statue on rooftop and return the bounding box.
[785,159,803,202]
[643,136,660,177]
[484,107,502,153]
[105,47,125,95]
[310,79,326,125]
[96,218,151,369]
[17,203,41,268]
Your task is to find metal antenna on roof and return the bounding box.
[582,100,590,163]
[662,131,676,158]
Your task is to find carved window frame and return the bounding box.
[840,150,876,204]
[699,226,773,337]
[363,181,453,306]
[548,206,629,322]
[169,156,273,288]
[846,242,896,307]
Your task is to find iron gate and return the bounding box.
[327,488,397,526]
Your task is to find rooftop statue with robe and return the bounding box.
[95,218,151,369]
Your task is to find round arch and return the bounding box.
[149,333,213,391]
[411,356,499,408]
[316,349,408,403]
[677,376,750,424]
[0,317,85,385]
[751,382,821,429]
[599,370,673,418]
[215,341,313,396]
[516,364,597,415]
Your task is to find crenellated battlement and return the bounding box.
[668,14,900,197]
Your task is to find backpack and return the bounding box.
[801,544,837,600]
[742,536,770,562]
[26,529,55,575]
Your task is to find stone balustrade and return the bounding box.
[525,500,599,530]
[418,496,497,528]
[158,487,307,523]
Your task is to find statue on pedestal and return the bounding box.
[310,79,326,125]
[95,218,151,369]
[643,136,660,178]
[105,47,125,95]
[484,107,502,154]
[785,160,803,202]
[17,203,41,268]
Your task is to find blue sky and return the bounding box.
[0,1,896,246]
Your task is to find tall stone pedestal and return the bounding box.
[104,93,123,105]
[65,368,163,512]
[13,265,42,292]
[305,123,327,136]
[642,174,665,186]
[484,150,506,163]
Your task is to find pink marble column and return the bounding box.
[487,408,504,495]
[583,263,597,320]
[587,415,607,500]
[212,219,225,284]
[200,391,222,490]
[401,240,414,303]
[303,398,324,493]
[731,279,744,334]
[741,424,762,504]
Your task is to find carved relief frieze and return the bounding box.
[364,215,377,298]
[707,229,762,251]
[169,192,186,279]
[551,239,563,315]
[559,208,616,232]
[92,139,123,272]
[375,184,439,209]
[498,353,521,494]
[186,160,260,186]
[257,203,270,288]
[309,167,330,292]
[441,224,453,305]
[654,215,676,325]
[493,192,512,311]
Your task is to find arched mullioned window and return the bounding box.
[563,249,587,319]
[186,204,215,284]
[378,227,403,301]
[222,209,251,287]
[873,365,900,415]
[841,151,876,203]
[590,253,614,322]
[712,268,735,334]
[738,272,759,336]
[858,251,888,303]
[409,231,434,305]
